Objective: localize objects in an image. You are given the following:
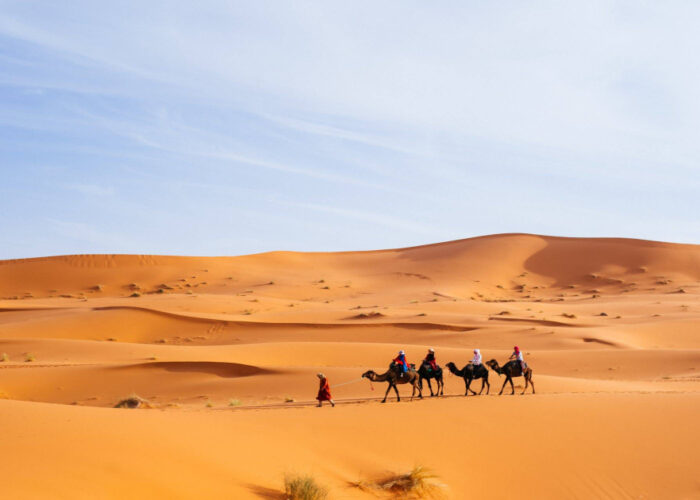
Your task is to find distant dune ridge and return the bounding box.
[1,233,699,499]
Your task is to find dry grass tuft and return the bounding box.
[114,394,153,409]
[352,465,446,499]
[561,313,576,319]
[284,474,328,500]
[25,353,35,362]
[0,353,8,362]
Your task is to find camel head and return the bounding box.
[361,370,376,380]
[485,359,501,374]
[445,361,458,373]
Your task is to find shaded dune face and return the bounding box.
[118,361,275,378]
[0,233,699,499]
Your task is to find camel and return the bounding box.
[361,363,423,403]
[485,359,535,395]
[417,362,444,397]
[445,362,490,396]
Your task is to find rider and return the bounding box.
[471,348,482,366]
[393,350,409,377]
[509,346,527,372]
[423,348,438,371]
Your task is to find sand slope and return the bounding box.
[0,234,699,498]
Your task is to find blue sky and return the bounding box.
[1,1,699,259]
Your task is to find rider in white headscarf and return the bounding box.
[471,349,482,366]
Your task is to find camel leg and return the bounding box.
[499,377,509,395]
[468,378,478,395]
[382,383,392,403]
[509,377,515,395]
[521,375,528,395]
[464,377,470,396]
[393,383,401,402]
[529,374,536,394]
[438,376,444,396]
[484,376,490,395]
[411,380,422,400]
[478,377,485,395]
[426,377,434,397]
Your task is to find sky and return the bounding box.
[1,1,699,259]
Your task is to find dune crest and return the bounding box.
[1,233,699,498]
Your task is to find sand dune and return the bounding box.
[1,234,699,498]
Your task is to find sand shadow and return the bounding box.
[246,483,285,499]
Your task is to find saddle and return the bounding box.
[421,362,440,373]
[390,362,414,379]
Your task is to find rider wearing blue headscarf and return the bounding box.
[393,350,409,373]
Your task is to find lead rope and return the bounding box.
[331,377,363,388]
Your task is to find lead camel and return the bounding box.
[361,364,423,403]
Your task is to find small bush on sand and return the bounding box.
[284,474,328,500]
[0,353,8,362]
[562,313,576,319]
[25,353,35,362]
[114,394,153,409]
[130,292,141,298]
[228,399,241,407]
[352,465,446,499]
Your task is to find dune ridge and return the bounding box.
[1,233,699,498]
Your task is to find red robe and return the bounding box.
[317,378,332,401]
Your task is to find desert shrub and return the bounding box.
[353,465,446,499]
[114,394,152,409]
[284,474,328,500]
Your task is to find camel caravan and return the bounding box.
[359,347,535,403]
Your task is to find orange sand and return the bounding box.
[0,233,699,498]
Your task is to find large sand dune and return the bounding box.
[1,234,699,498]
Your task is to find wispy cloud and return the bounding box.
[1,1,699,259]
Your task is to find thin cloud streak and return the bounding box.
[1,2,699,259]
